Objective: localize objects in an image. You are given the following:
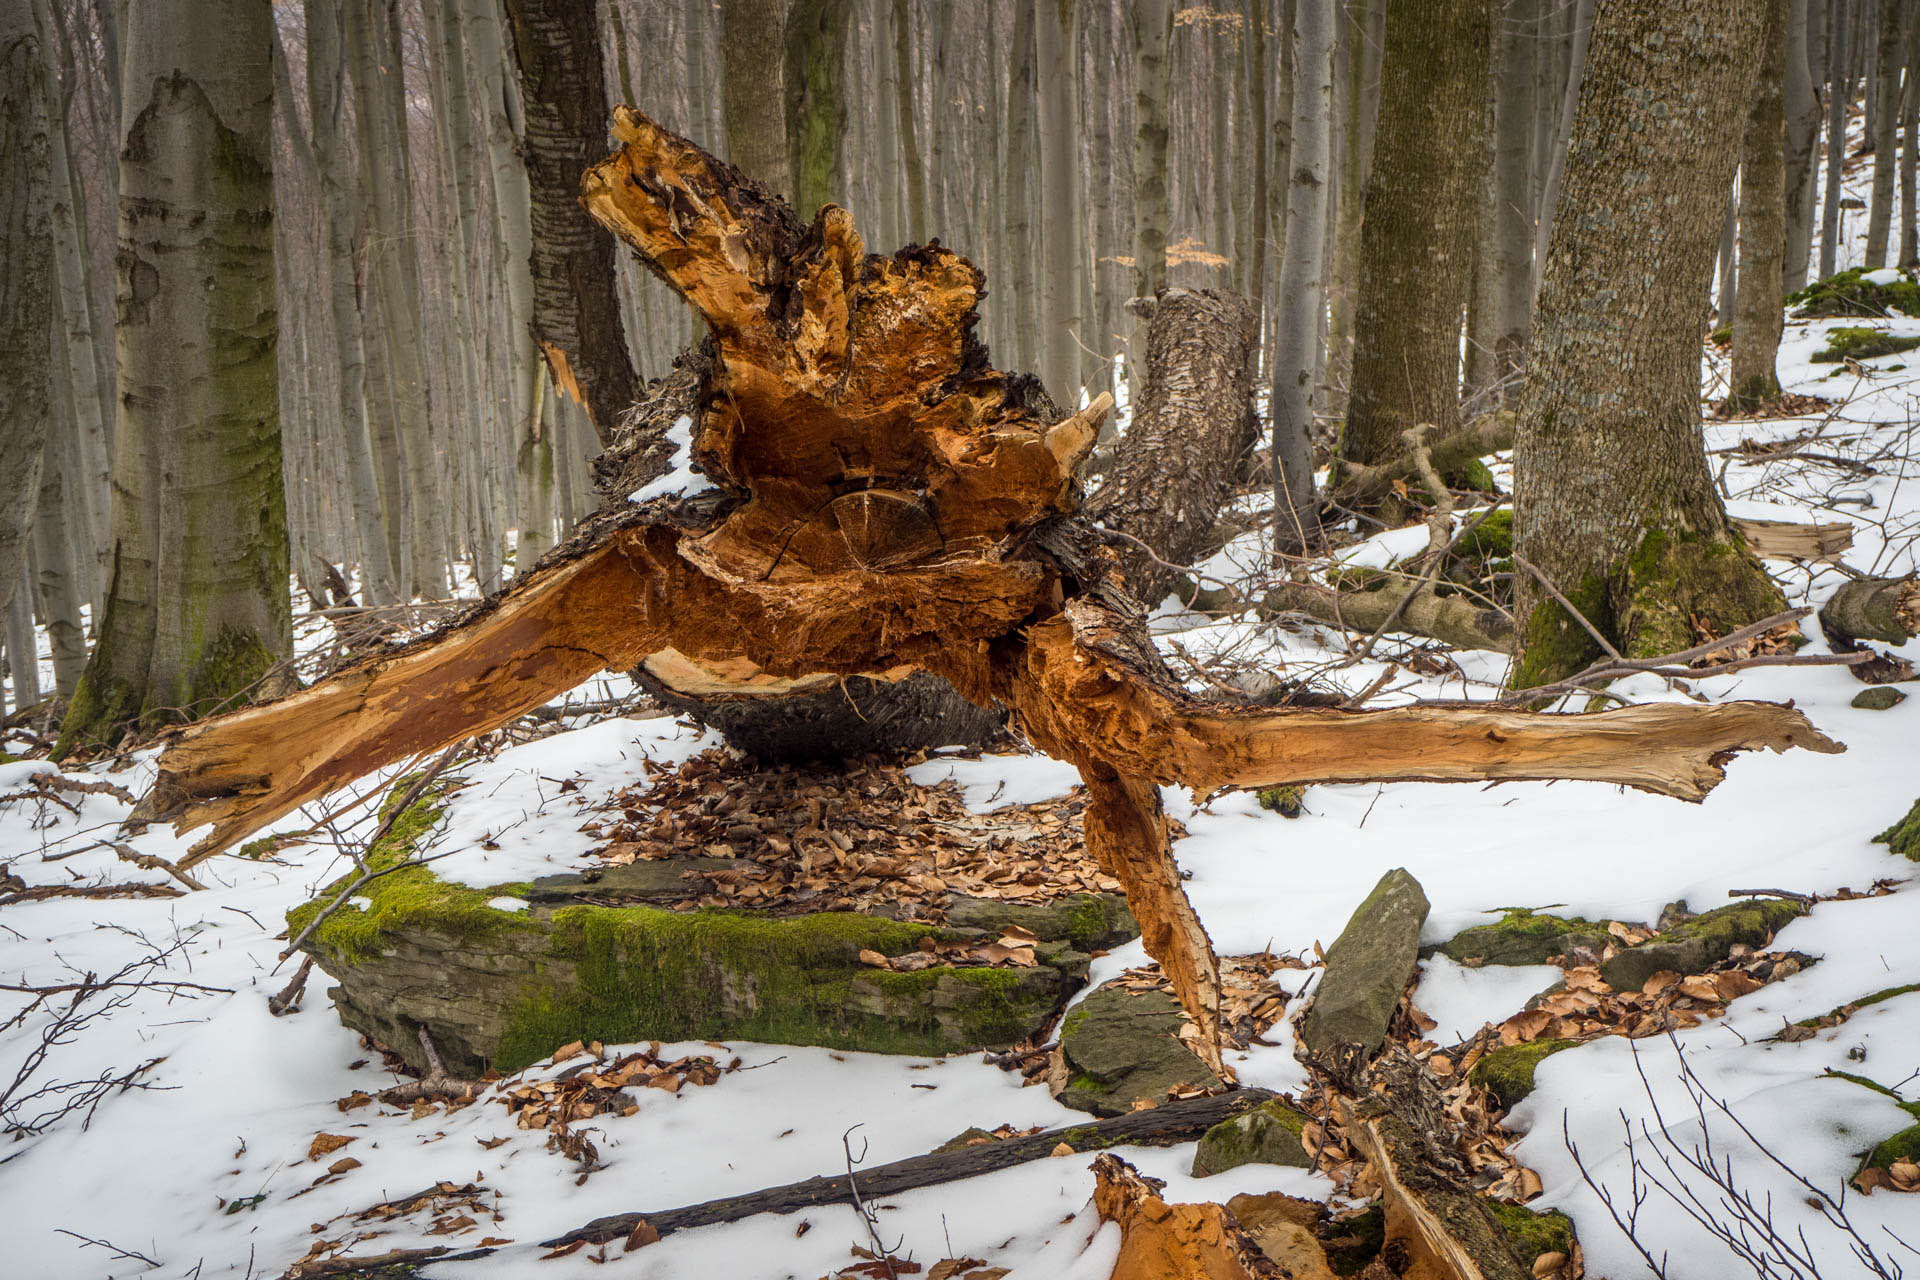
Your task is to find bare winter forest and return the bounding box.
[2,2,1920,1278]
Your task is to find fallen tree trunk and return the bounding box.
[140,109,1842,1073]
[1332,412,1514,504]
[541,1087,1277,1249]
[1088,286,1261,604]
[1190,578,1515,653]
[1819,575,1920,647]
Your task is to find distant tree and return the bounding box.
[58,0,289,752]
[1513,0,1785,689]
[784,0,851,214]
[0,6,51,627]
[1731,0,1790,410]
[1341,0,1490,466]
[720,0,792,194]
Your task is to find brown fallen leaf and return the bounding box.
[1050,1142,1075,1157]
[328,1157,362,1175]
[1532,1250,1568,1277]
[625,1219,661,1250]
[858,948,892,969]
[1641,970,1682,996]
[551,1040,587,1063]
[308,1133,355,1161]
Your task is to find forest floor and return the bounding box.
[7,180,1920,1280]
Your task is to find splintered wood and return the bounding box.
[142,107,1842,1074]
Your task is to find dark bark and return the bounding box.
[720,0,791,196]
[1865,0,1904,266]
[503,0,641,444]
[1087,287,1261,604]
[783,0,850,215]
[1820,0,1850,279]
[1341,0,1491,465]
[1731,0,1790,409]
[0,8,51,622]
[1783,0,1821,290]
[1513,0,1788,689]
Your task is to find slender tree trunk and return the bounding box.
[1037,0,1082,402]
[1005,0,1040,374]
[60,0,290,751]
[784,0,850,216]
[1271,0,1333,554]
[1469,0,1538,402]
[502,0,641,444]
[1716,178,1739,320]
[1902,9,1920,264]
[1129,0,1173,382]
[1532,0,1596,292]
[893,0,927,241]
[0,4,50,623]
[6,569,38,710]
[1820,0,1851,278]
[1512,0,1785,689]
[1732,0,1790,410]
[1783,0,1821,290]
[1341,0,1490,466]
[720,0,792,194]
[1865,0,1903,265]
[30,355,87,698]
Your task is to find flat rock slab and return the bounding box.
[1054,984,1223,1116]
[1300,868,1430,1064]
[1599,898,1806,992]
[944,892,1138,952]
[297,859,1137,1077]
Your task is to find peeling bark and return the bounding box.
[144,111,1843,1073]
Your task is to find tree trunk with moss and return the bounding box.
[1340,0,1490,466]
[57,0,290,753]
[1731,0,1789,410]
[783,0,850,214]
[1512,0,1786,690]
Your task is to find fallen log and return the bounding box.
[1189,578,1515,653]
[140,108,1841,1073]
[542,1087,1279,1249]
[1331,412,1514,503]
[1819,575,1920,647]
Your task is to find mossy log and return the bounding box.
[1819,575,1920,648]
[142,109,1841,1074]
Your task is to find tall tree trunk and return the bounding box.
[32,327,89,698]
[1129,0,1173,381]
[893,0,927,242]
[1271,0,1332,554]
[1469,0,1538,403]
[1341,0,1490,466]
[1865,0,1903,265]
[1732,0,1790,409]
[0,5,50,623]
[1512,0,1786,690]
[720,0,792,195]
[503,0,641,445]
[1531,0,1596,293]
[1783,0,1821,290]
[1902,8,1920,264]
[1005,0,1040,373]
[1820,0,1851,278]
[784,0,850,215]
[1037,0,1082,402]
[59,0,291,752]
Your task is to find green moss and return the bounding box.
[1191,1099,1312,1175]
[1619,527,1787,661]
[1470,1039,1581,1110]
[1710,325,1733,345]
[1810,326,1920,363]
[1800,986,1920,1028]
[1442,457,1499,494]
[1826,1071,1920,1172]
[1257,786,1305,818]
[1512,573,1612,690]
[1788,267,1920,318]
[1457,508,1513,561]
[494,905,1043,1071]
[1874,796,1920,861]
[1485,1200,1576,1262]
[285,786,536,965]
[1321,1206,1386,1277]
[1439,909,1605,967]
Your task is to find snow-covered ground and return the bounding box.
[6,144,1920,1280]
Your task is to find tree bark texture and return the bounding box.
[503,0,641,445]
[1820,0,1850,279]
[719,0,791,196]
[1732,0,1790,409]
[1341,0,1490,465]
[1087,287,1259,606]
[1468,0,1538,401]
[1783,0,1822,290]
[141,111,1842,1077]
[58,0,290,752]
[0,7,51,624]
[1865,0,1904,267]
[783,0,850,215]
[1513,0,1788,689]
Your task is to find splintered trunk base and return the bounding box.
[141,109,1841,1074]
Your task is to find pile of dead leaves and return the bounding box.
[1856,1159,1920,1195]
[858,924,1049,972]
[581,750,1124,919]
[1481,951,1797,1052]
[1119,950,1310,1055]
[287,1181,507,1276]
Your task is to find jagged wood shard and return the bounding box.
[141,108,1842,1073]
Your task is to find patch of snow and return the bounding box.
[1414,955,1562,1045]
[485,896,529,913]
[1862,266,1903,285]
[631,415,716,503]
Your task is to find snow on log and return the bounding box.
[141,108,1841,1073]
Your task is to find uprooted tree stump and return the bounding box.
[138,108,1844,1074]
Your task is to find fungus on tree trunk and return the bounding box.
[137,109,1842,1074]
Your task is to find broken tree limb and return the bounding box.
[540,1087,1278,1249]
[143,109,1842,1075]
[1091,1152,1284,1280]
[1734,517,1854,562]
[1189,578,1516,652]
[1331,412,1514,503]
[1819,575,1920,647]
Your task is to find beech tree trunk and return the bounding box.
[1087,288,1260,606]
[1865,0,1904,267]
[1513,0,1788,689]
[1732,0,1790,410]
[784,0,850,214]
[141,111,1842,1077]
[1341,0,1490,465]
[1820,0,1850,279]
[0,6,51,624]
[720,0,791,195]
[58,0,290,752]
[503,0,641,444]
[1784,0,1822,290]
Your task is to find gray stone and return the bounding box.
[1191,1099,1314,1176]
[944,892,1139,952]
[1852,687,1908,711]
[1436,909,1610,968]
[1599,898,1807,992]
[1300,868,1430,1062]
[1054,985,1224,1116]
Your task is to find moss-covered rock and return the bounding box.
[1484,1200,1576,1265]
[1300,868,1430,1062]
[294,788,1098,1076]
[944,892,1138,953]
[1470,1038,1581,1110]
[1054,984,1223,1116]
[1810,326,1920,363]
[1852,687,1908,710]
[1437,909,1609,967]
[1874,796,1920,861]
[1788,267,1920,318]
[1257,785,1306,818]
[1599,898,1806,992]
[1190,1098,1313,1175]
